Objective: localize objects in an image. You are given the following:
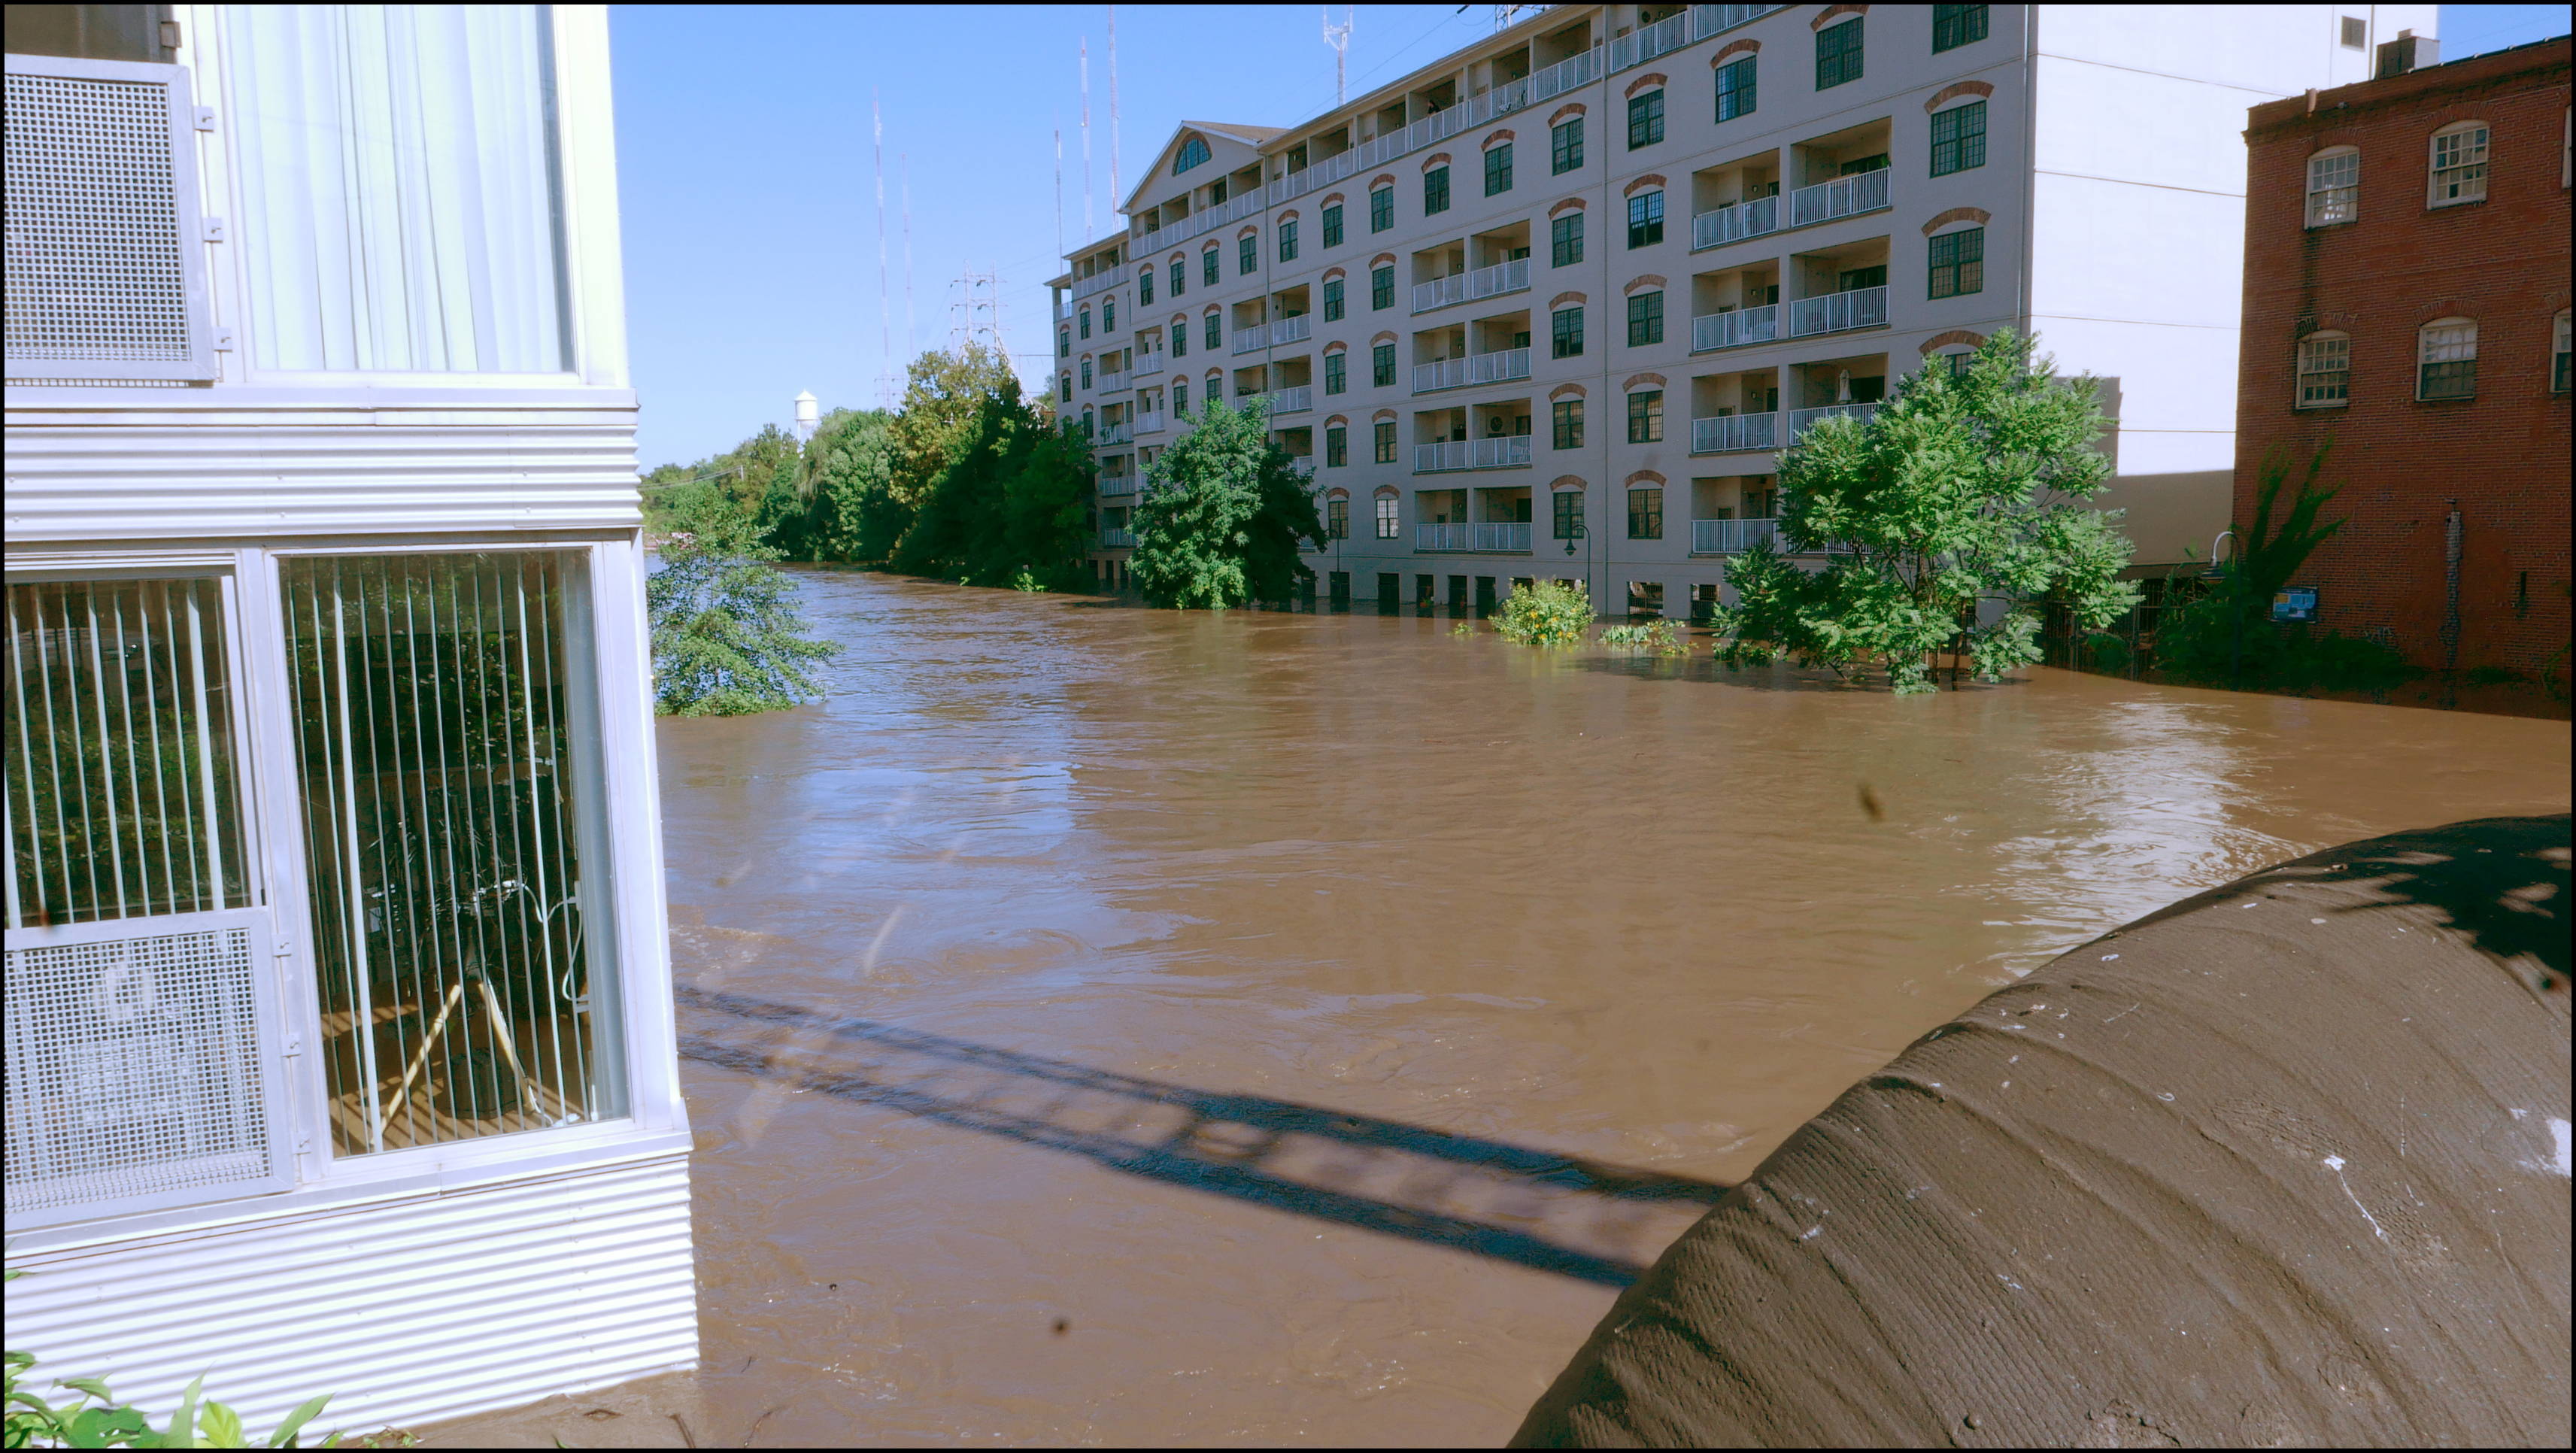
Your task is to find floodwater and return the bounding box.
[429,571,2571,1448]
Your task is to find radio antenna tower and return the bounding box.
[1079,38,1094,238]
[1323,6,1352,104]
[1053,115,1065,259]
[872,92,894,406]
[949,271,1003,355]
[1108,6,1121,213]
[902,153,915,362]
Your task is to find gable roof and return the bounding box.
[1122,121,1283,217]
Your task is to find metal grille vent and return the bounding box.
[5,924,277,1217]
[4,56,211,380]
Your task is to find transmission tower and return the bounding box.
[1323,6,1352,104]
[948,271,1004,356]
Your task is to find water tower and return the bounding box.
[793,390,819,443]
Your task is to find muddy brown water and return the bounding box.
[426,571,2571,1448]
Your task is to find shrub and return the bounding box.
[5,1273,335,1448]
[646,484,837,716]
[1598,619,1686,654]
[1491,581,1594,646]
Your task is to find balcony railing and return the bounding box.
[1135,409,1167,435]
[1094,369,1130,394]
[1230,323,1269,356]
[1288,454,1316,476]
[1691,517,1780,555]
[1787,166,1892,228]
[1787,284,1888,338]
[1413,435,1536,472]
[1070,262,1127,302]
[1131,350,1164,377]
[1691,304,1779,353]
[1249,385,1312,415]
[1095,421,1132,445]
[1100,527,1136,548]
[1690,411,1779,454]
[1786,402,1880,435]
[1415,520,1534,552]
[1692,194,1780,250]
[1230,313,1313,354]
[1411,256,1531,314]
[1410,346,1533,393]
[1097,474,1139,498]
[1608,8,1693,70]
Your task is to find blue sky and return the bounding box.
[610,4,2571,469]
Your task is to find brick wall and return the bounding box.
[2236,39,2571,672]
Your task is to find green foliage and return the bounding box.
[890,341,1024,514]
[1127,398,1324,609]
[6,1284,335,1448]
[1449,622,1476,638]
[1491,580,1595,646]
[641,422,800,538]
[646,495,836,717]
[1711,329,2141,693]
[1598,618,1687,655]
[891,393,1095,589]
[2152,443,2417,695]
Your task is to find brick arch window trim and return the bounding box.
[1811,4,1868,29]
[1549,383,1588,400]
[1921,206,1992,235]
[1547,102,1587,126]
[1236,225,1261,240]
[1371,408,1400,423]
[1924,80,1994,113]
[1277,208,1300,223]
[1549,292,1588,310]
[1370,252,1399,268]
[1623,174,1668,197]
[1918,330,1986,355]
[1481,129,1516,150]
[1370,330,1400,346]
[1713,38,1760,64]
[1623,275,1668,294]
[1167,251,1189,265]
[1622,373,1667,392]
[1325,487,1351,500]
[1549,476,1588,493]
[1422,152,1452,171]
[1368,173,1397,190]
[1373,484,1402,499]
[1322,341,1349,354]
[1549,197,1590,217]
[1625,469,1667,487]
[1623,73,1669,100]
[1324,413,1350,428]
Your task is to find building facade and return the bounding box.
[5,3,696,1433]
[1050,2,2435,615]
[2235,36,2571,673]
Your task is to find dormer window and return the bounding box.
[1175,136,1212,174]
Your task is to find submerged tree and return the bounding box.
[1127,397,1324,609]
[1714,328,2139,693]
[645,483,836,715]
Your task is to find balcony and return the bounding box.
[1410,347,1532,394]
[1786,402,1880,435]
[1411,256,1531,314]
[1288,454,1316,476]
[1691,304,1779,353]
[1135,409,1167,435]
[1230,313,1313,355]
[1097,474,1139,498]
[1071,262,1128,302]
[1415,521,1533,552]
[1100,527,1136,548]
[1786,167,1891,229]
[1690,411,1780,454]
[1250,386,1313,415]
[1132,350,1165,377]
[1095,420,1132,446]
[1692,195,1781,250]
[1413,436,1534,472]
[1094,369,1130,394]
[1787,285,1888,338]
[1691,517,1781,555]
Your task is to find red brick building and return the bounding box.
[2236,36,2570,675]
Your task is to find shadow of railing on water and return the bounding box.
[676,985,1730,1286]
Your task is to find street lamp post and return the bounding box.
[2202,528,2241,687]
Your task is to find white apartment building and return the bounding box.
[1049,2,2435,616]
[6,4,694,1433]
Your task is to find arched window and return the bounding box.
[1059,373,1072,404]
[1079,306,1091,340]
[2552,310,2570,393]
[1173,135,1211,175]
[2417,318,2477,400]
[1170,314,1189,358]
[1937,347,1975,380]
[1081,405,1095,435]
[2295,331,2350,407]
[1173,378,1191,414]
[1201,244,1221,289]
[2305,146,2359,226]
[1206,369,1225,401]
[1079,356,1093,389]
[2429,123,2488,205]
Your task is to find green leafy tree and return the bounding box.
[1127,398,1324,609]
[645,483,836,715]
[885,341,1023,537]
[1715,329,2140,693]
[891,392,1095,587]
[796,408,906,562]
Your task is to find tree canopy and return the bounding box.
[1126,397,1325,609]
[1715,329,2141,693]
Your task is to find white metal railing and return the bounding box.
[1095,420,1131,445]
[1252,386,1313,414]
[1692,517,1780,554]
[1609,9,1692,70]
[1410,256,1531,314]
[1135,409,1167,434]
[1071,262,1128,301]
[1691,411,1780,453]
[1272,314,1312,346]
[1788,166,1891,228]
[1288,454,1316,475]
[1692,304,1779,352]
[1231,322,1270,356]
[1132,350,1164,377]
[1528,46,1603,103]
[1410,346,1531,393]
[1415,521,1471,551]
[1692,193,1780,249]
[1100,527,1136,548]
[1097,474,1138,497]
[1475,521,1534,552]
[1693,4,1790,35]
[1788,284,1888,337]
[1413,435,1534,472]
[1094,369,1130,394]
[1786,402,1880,435]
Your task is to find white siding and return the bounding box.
[5,1148,695,1434]
[2,393,641,541]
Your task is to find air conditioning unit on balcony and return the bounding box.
[5,54,218,381]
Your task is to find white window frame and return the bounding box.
[2416,317,2478,400]
[2295,332,2350,408]
[2304,147,2359,227]
[2552,310,2571,393]
[2428,123,2489,207]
